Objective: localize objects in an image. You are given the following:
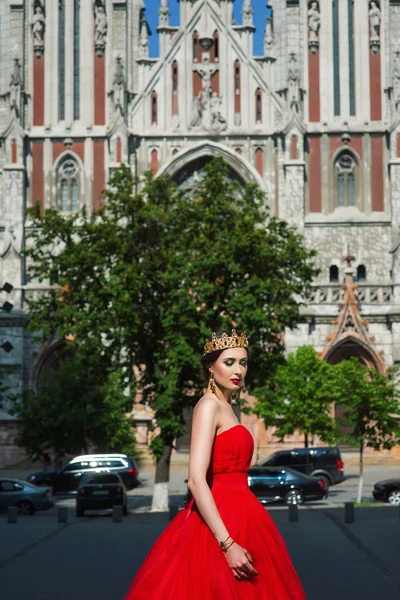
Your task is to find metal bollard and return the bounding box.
[7,507,18,524]
[57,506,68,523]
[344,502,354,524]
[169,505,179,521]
[113,505,123,523]
[288,504,299,522]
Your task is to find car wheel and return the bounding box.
[284,489,304,506]
[387,490,400,505]
[319,476,330,491]
[76,506,85,517]
[16,500,35,515]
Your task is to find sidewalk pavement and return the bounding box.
[1,505,399,600]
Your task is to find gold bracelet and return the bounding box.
[219,536,234,552]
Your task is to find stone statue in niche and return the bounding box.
[287,53,300,113]
[393,51,400,113]
[369,1,381,54]
[190,95,203,128]
[112,56,125,113]
[10,58,22,117]
[32,1,45,58]
[263,16,274,59]
[308,1,320,54]
[210,92,227,133]
[193,53,218,104]
[94,1,107,57]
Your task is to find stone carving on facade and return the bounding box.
[393,51,400,113]
[10,58,22,118]
[263,16,275,59]
[242,0,254,28]
[308,1,320,54]
[31,1,45,58]
[0,170,24,257]
[285,165,304,226]
[369,1,381,54]
[190,53,225,133]
[93,0,107,57]
[139,19,149,58]
[287,53,300,113]
[111,56,126,114]
[159,0,169,27]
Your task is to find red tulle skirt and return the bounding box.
[124,473,306,599]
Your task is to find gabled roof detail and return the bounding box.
[1,115,26,140]
[319,250,386,373]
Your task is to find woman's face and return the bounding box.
[210,347,248,392]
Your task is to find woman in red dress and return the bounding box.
[124,330,306,599]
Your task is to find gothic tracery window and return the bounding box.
[335,152,357,207]
[57,159,80,212]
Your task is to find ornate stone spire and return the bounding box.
[159,0,169,28]
[139,18,149,58]
[264,15,274,58]
[242,0,254,27]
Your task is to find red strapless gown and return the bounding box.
[124,424,306,599]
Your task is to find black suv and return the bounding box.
[27,454,140,493]
[259,446,344,489]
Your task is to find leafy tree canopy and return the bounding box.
[254,345,336,447]
[24,158,318,506]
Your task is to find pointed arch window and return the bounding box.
[193,32,199,62]
[73,0,80,120]
[335,151,357,207]
[151,91,158,125]
[172,61,178,93]
[356,264,366,282]
[234,60,241,95]
[255,88,262,123]
[59,0,66,120]
[329,265,339,283]
[212,31,219,62]
[57,158,80,212]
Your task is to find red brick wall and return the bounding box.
[308,136,322,212]
[93,141,105,210]
[370,52,382,121]
[94,55,105,125]
[255,148,263,176]
[308,51,320,122]
[33,55,45,126]
[31,141,44,210]
[371,135,384,211]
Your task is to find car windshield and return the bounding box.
[81,474,120,485]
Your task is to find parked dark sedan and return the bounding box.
[247,466,327,505]
[372,478,400,505]
[76,472,127,517]
[0,478,54,515]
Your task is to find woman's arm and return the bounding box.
[187,396,258,580]
[187,396,230,543]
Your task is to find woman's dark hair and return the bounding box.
[200,330,248,385]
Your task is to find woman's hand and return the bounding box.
[225,542,258,580]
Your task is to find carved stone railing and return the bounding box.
[309,285,393,305]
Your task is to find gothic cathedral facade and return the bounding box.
[1,0,400,463]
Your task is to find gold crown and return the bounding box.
[203,329,249,356]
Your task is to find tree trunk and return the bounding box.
[151,443,172,512]
[356,440,364,504]
[304,433,309,448]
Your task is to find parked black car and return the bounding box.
[76,472,127,517]
[247,466,327,505]
[27,454,140,493]
[372,478,400,505]
[259,446,345,489]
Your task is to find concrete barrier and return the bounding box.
[7,506,18,523]
[57,507,68,523]
[344,502,354,523]
[288,504,298,522]
[113,505,123,522]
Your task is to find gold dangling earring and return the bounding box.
[209,371,217,396]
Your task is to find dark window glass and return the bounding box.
[256,90,262,122]
[73,0,80,120]
[81,473,121,485]
[214,34,219,60]
[193,35,198,60]
[235,63,240,92]
[329,265,339,283]
[333,0,340,116]
[151,93,157,124]
[59,0,65,120]
[357,264,366,282]
[348,0,355,115]
[172,64,178,92]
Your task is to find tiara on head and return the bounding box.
[203,329,249,356]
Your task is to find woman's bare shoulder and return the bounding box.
[194,394,221,418]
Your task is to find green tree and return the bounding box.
[25,158,318,510]
[330,358,400,503]
[254,346,336,450]
[10,354,136,463]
